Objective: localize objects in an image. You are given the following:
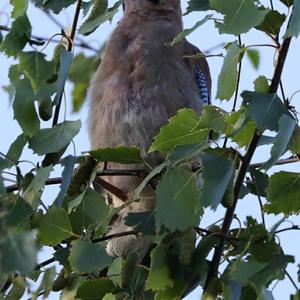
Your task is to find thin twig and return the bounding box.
[92,230,137,243]
[246,43,277,49]
[250,155,299,168]
[52,0,83,126]
[250,173,266,227]
[35,257,56,270]
[6,154,299,193]
[275,225,300,234]
[0,24,98,52]
[285,270,298,291]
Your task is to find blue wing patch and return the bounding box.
[195,66,210,105]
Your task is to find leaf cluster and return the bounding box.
[0,0,300,299]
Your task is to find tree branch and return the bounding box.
[204,35,293,291]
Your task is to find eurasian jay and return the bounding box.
[89,0,211,259]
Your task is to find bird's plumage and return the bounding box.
[89,0,211,258]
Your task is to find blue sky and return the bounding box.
[0,0,299,298]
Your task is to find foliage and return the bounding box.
[0,0,300,299]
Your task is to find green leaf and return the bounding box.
[11,73,40,136]
[135,162,168,200]
[0,231,37,274]
[155,167,199,232]
[250,255,294,291]
[222,280,242,300]
[72,82,88,112]
[256,10,286,35]
[5,277,26,300]
[146,243,173,291]
[29,120,81,155]
[262,114,296,170]
[149,109,209,154]
[210,0,268,35]
[7,197,33,227]
[247,168,269,197]
[284,0,300,38]
[103,294,116,300]
[54,155,76,207]
[185,0,211,13]
[216,41,242,100]
[225,108,256,147]
[19,51,55,93]
[167,142,209,163]
[69,240,112,273]
[22,166,52,209]
[1,15,31,57]
[53,50,73,105]
[68,53,99,111]
[254,76,269,92]
[37,206,73,245]
[199,152,234,209]
[79,0,122,35]
[247,49,260,69]
[289,126,300,154]
[265,171,300,215]
[241,91,290,131]
[229,255,294,295]
[125,211,155,236]
[10,0,29,18]
[69,188,109,233]
[69,53,99,84]
[31,0,76,14]
[89,146,144,164]
[167,15,212,46]
[0,134,27,170]
[198,105,227,132]
[75,279,114,299]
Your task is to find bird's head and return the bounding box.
[122,0,181,15]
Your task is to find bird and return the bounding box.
[88,0,211,260]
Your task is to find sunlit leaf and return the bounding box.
[146,243,173,291]
[10,0,29,18]
[149,109,209,154]
[89,146,144,164]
